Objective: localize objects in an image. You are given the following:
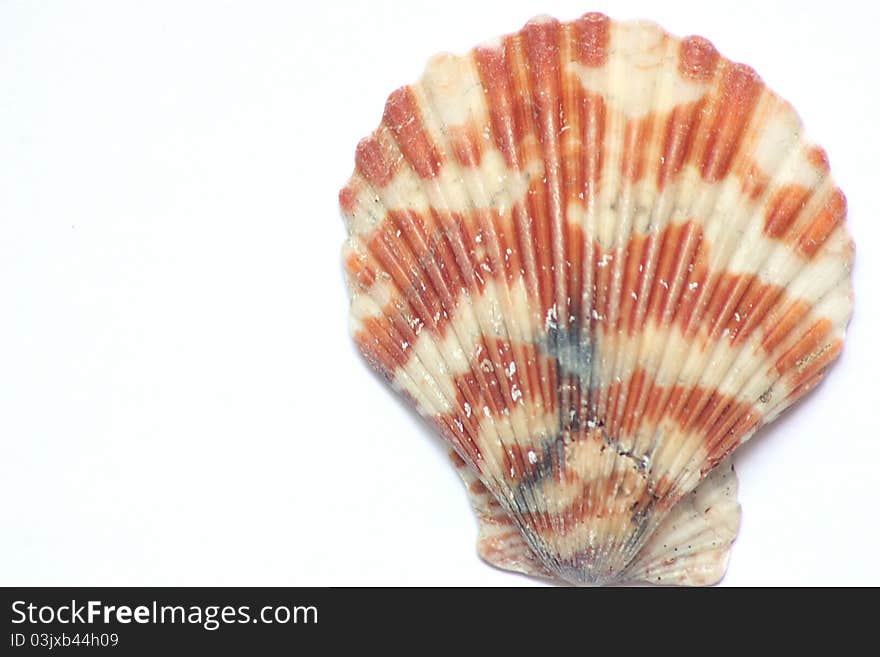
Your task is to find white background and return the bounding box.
[2,0,878,586]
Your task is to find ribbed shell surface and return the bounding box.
[339,13,853,585]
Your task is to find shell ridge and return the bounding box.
[564,15,609,571]
[491,36,575,564]
[488,34,565,558]
[544,20,579,558]
[346,235,502,476]
[560,19,588,568]
[571,20,621,582]
[597,22,687,576]
[604,52,755,562]
[589,19,673,579]
[569,14,610,578]
[439,54,568,543]
[630,53,764,513]
[506,23,573,562]
[355,134,530,510]
[346,190,494,465]
[759,270,851,422]
[413,58,556,541]
[447,450,554,578]
[539,18,579,557]
[623,461,741,585]
[554,21,581,564]
[626,96,838,560]
[571,15,617,581]
[646,94,841,504]
[588,18,631,577]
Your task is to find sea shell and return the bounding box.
[339,13,853,585]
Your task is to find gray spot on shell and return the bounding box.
[540,325,593,385]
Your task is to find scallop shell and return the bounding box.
[339,13,853,585]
